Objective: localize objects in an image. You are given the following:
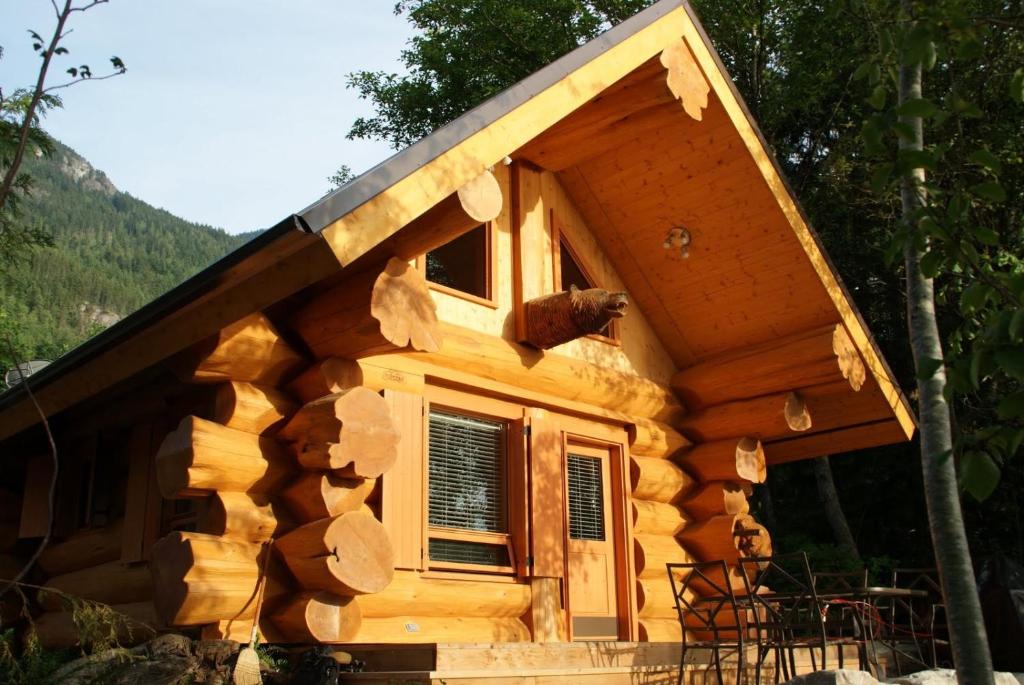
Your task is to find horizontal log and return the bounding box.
[38,520,123,576]
[281,472,377,523]
[292,257,443,360]
[676,515,742,564]
[276,512,394,595]
[358,571,532,618]
[349,616,530,644]
[34,601,159,649]
[172,312,305,386]
[212,381,298,435]
[631,500,690,537]
[671,324,866,409]
[155,415,293,498]
[278,388,400,477]
[637,578,686,619]
[762,419,910,465]
[272,591,362,643]
[638,617,682,643]
[627,418,692,459]
[198,491,291,542]
[678,437,766,484]
[677,514,771,567]
[394,323,684,424]
[680,481,751,520]
[149,531,264,626]
[289,357,425,403]
[630,456,695,503]
[634,533,694,579]
[38,561,152,612]
[678,391,811,443]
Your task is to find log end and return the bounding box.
[372,258,443,354]
[272,591,362,643]
[456,169,503,223]
[735,437,767,484]
[784,392,812,432]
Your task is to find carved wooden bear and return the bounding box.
[524,285,628,349]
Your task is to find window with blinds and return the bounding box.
[427,409,511,569]
[567,454,605,541]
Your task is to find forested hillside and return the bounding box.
[1,141,257,366]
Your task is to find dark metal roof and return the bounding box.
[0,0,684,421]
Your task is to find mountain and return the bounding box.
[1,141,260,367]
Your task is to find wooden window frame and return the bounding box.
[423,386,525,577]
[417,222,499,309]
[550,215,621,346]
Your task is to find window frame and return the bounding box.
[417,222,499,309]
[422,386,524,576]
[550,217,621,345]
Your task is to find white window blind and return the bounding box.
[428,410,507,533]
[567,454,605,541]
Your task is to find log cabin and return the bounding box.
[0,0,915,681]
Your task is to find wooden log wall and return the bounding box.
[149,309,407,644]
[627,382,776,643]
[630,324,871,643]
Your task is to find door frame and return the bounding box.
[561,430,635,641]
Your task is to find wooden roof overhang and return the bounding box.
[0,0,913,458]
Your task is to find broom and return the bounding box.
[233,539,273,685]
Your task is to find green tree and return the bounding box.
[1,0,126,269]
[347,0,649,148]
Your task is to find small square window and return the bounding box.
[424,224,491,301]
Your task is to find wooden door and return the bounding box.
[564,442,619,640]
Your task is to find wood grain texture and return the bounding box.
[272,591,362,643]
[678,437,765,484]
[155,415,293,497]
[276,512,394,596]
[660,37,709,121]
[172,312,305,386]
[278,387,400,477]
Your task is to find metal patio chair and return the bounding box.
[667,559,747,685]
[812,569,870,669]
[739,552,827,682]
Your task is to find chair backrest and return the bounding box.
[892,567,942,599]
[812,569,868,594]
[666,560,744,645]
[739,552,825,640]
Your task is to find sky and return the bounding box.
[0,1,413,234]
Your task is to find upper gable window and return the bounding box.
[554,232,621,344]
[422,224,495,306]
[558,239,594,292]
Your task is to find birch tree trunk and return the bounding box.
[899,10,994,680]
[812,456,860,563]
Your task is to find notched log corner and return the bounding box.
[524,285,628,350]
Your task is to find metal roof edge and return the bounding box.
[0,214,309,414]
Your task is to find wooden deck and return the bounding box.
[339,641,866,684]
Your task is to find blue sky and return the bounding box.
[1,2,412,234]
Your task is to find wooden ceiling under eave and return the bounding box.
[515,53,915,458]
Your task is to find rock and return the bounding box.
[888,669,1021,685]
[786,670,881,685]
[146,633,194,659]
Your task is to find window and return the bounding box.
[422,224,494,305]
[567,454,605,541]
[426,408,513,572]
[558,240,595,292]
[553,229,620,343]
